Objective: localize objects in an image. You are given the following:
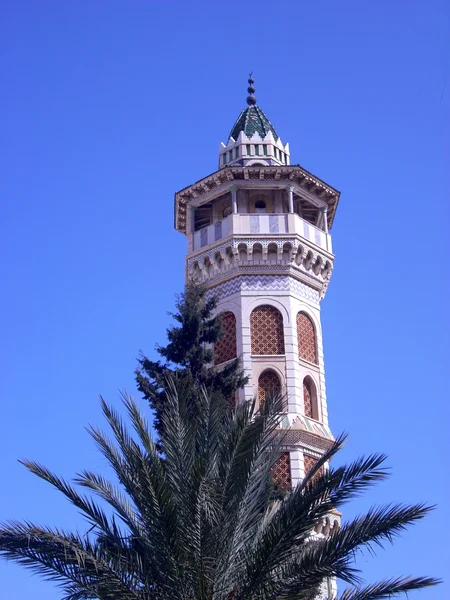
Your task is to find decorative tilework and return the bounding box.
[214,311,237,365]
[304,454,324,484]
[297,312,318,364]
[214,221,222,241]
[269,215,279,232]
[258,369,281,409]
[229,105,279,142]
[250,305,285,355]
[303,379,313,419]
[315,228,322,247]
[271,452,291,491]
[303,222,309,240]
[207,276,320,304]
[250,215,260,233]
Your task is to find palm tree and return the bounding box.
[0,387,439,599]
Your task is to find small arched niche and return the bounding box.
[297,312,318,364]
[258,369,282,410]
[238,243,248,262]
[214,251,224,270]
[282,242,292,262]
[252,242,263,261]
[267,242,278,261]
[303,376,319,421]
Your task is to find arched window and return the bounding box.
[270,452,291,491]
[251,305,285,355]
[255,200,266,213]
[215,311,237,365]
[257,369,281,409]
[297,312,318,364]
[303,376,319,420]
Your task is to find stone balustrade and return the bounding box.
[191,213,331,253]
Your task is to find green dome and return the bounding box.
[229,105,279,142]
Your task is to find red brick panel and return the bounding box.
[304,454,324,483]
[303,378,313,418]
[215,311,237,365]
[258,369,281,409]
[271,452,292,491]
[297,312,318,364]
[250,305,285,355]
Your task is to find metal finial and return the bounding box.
[246,72,256,106]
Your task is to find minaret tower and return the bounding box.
[174,76,340,507]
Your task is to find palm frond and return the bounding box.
[0,385,439,600]
[20,460,124,541]
[0,521,142,600]
[338,576,442,600]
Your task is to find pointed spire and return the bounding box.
[246,72,257,106]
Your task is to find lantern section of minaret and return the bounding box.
[174,76,340,494]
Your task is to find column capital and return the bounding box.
[286,184,295,192]
[230,184,238,192]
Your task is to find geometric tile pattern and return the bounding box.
[297,312,318,364]
[206,275,320,304]
[250,305,285,355]
[271,451,292,491]
[214,311,237,365]
[303,378,313,419]
[304,454,324,484]
[258,369,281,409]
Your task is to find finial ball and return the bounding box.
[246,72,256,105]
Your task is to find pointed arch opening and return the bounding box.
[250,305,285,355]
[257,369,282,410]
[267,242,278,261]
[303,376,319,421]
[297,312,318,364]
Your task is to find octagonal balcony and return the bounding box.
[189,212,332,254]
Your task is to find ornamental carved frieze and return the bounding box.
[205,276,321,305]
[187,235,334,299]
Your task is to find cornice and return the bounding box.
[278,429,335,452]
[174,165,340,234]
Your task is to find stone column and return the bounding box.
[231,185,238,214]
[321,207,329,233]
[287,185,294,213]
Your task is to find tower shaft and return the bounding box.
[174,86,341,596]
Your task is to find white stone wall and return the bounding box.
[212,276,328,428]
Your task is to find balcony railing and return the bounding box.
[191,213,331,252]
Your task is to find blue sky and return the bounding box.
[1,1,449,598]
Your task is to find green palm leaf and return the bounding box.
[0,384,440,599]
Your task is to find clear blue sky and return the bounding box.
[1,1,449,598]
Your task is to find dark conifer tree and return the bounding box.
[135,282,248,439]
